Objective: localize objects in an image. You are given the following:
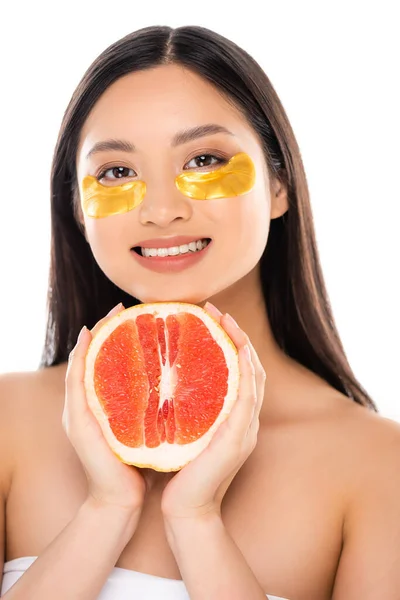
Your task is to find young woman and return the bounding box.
[1,25,399,600]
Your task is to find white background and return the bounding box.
[0,1,399,420]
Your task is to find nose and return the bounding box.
[138,175,193,228]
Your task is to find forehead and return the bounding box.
[78,64,257,153]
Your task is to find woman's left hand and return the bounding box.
[161,302,266,521]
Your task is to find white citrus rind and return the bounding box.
[84,302,240,471]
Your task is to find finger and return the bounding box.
[90,302,125,337]
[246,412,260,445]
[106,301,125,317]
[171,342,258,500]
[245,337,266,383]
[180,344,257,492]
[242,338,266,416]
[65,325,93,424]
[245,340,266,420]
[64,302,124,429]
[234,345,261,450]
[220,313,266,419]
[219,313,247,349]
[220,313,264,376]
[223,343,258,441]
[204,310,263,427]
[240,340,265,442]
[203,301,223,323]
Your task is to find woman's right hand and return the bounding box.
[63,302,147,516]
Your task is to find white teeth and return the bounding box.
[141,238,210,258]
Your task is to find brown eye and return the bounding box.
[111,167,132,178]
[185,154,223,169]
[98,166,136,181]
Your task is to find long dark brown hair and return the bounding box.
[39,25,377,412]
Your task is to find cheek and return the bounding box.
[84,218,126,265]
[221,188,271,251]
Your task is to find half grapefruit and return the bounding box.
[84,302,239,471]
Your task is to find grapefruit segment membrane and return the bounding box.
[84,302,240,471]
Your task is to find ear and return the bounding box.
[270,176,289,219]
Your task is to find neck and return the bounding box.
[206,265,302,420]
[207,266,282,363]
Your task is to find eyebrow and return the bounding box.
[171,124,235,147]
[85,123,235,159]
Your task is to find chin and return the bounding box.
[127,287,210,306]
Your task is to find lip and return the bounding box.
[130,239,212,274]
[133,235,211,249]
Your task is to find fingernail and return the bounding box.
[204,301,222,314]
[107,302,123,316]
[78,325,87,342]
[225,313,239,328]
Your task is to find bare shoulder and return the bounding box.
[0,364,67,421]
[331,395,400,504]
[0,365,67,495]
[265,358,400,458]
[322,390,400,472]
[299,380,400,593]
[303,382,400,480]
[311,394,400,596]
[264,362,400,510]
[281,360,400,459]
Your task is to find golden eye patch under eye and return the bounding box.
[80,176,147,218]
[175,152,256,200]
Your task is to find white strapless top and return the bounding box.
[1,556,288,599]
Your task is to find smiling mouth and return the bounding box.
[132,238,212,258]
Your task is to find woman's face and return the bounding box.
[76,64,287,303]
